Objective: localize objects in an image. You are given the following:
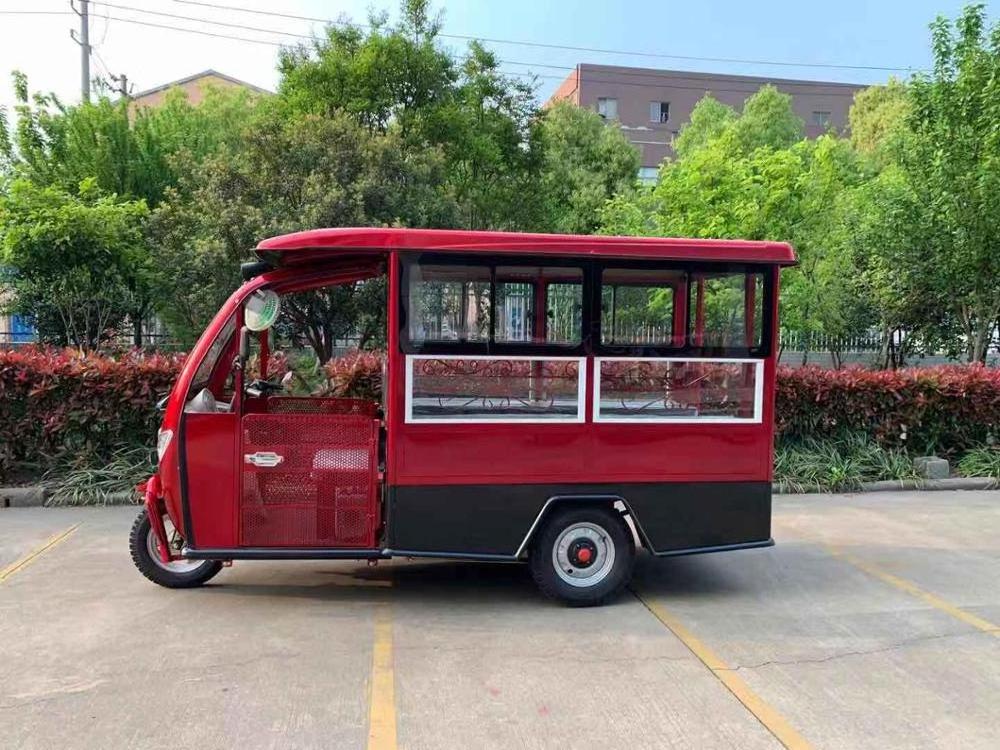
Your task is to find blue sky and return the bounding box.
[1,0,994,113]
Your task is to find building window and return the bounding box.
[811,110,832,127]
[597,97,618,120]
[649,101,669,123]
[637,166,659,185]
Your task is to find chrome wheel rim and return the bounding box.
[552,522,616,588]
[147,517,204,574]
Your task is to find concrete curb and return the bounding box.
[0,486,136,508]
[775,477,1000,494]
[0,486,49,508]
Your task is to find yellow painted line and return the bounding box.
[367,602,397,750]
[828,547,1000,638]
[0,523,81,583]
[634,590,813,750]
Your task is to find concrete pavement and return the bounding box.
[1,490,998,749]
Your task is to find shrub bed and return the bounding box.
[4,350,1000,489]
[775,365,1000,455]
[0,348,183,481]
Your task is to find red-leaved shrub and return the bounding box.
[3,347,998,483]
[321,351,385,401]
[776,365,1000,454]
[0,348,184,480]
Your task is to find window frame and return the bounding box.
[592,260,774,359]
[593,356,765,424]
[405,354,587,424]
[400,255,774,360]
[811,110,832,127]
[650,101,670,123]
[399,253,591,357]
[597,97,618,119]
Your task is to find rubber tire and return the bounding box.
[529,505,635,607]
[129,509,223,589]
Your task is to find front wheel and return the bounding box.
[529,506,635,606]
[129,509,222,588]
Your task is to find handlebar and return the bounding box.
[245,379,284,398]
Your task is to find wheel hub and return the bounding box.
[552,522,616,588]
[568,538,597,568]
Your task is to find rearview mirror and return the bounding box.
[238,326,250,367]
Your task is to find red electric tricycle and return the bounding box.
[130,228,795,605]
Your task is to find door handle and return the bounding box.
[244,451,284,468]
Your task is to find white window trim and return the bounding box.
[593,357,764,425]
[405,354,587,425]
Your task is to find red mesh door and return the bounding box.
[240,414,380,547]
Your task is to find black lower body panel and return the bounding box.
[388,481,772,557]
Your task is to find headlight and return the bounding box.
[156,429,174,462]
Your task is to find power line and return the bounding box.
[98,3,869,89]
[0,11,75,15]
[97,2,314,40]
[89,7,867,97]
[88,13,285,46]
[172,0,918,73]
[94,13,865,98]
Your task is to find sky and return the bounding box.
[0,0,994,116]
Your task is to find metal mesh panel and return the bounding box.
[266,397,379,416]
[241,413,379,547]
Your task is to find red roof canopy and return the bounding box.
[255,227,797,267]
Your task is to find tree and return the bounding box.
[0,178,150,350]
[148,110,457,354]
[600,87,865,364]
[904,4,1000,362]
[276,0,455,137]
[533,100,640,234]
[1,71,257,207]
[673,96,737,159]
[849,4,1000,363]
[848,78,910,161]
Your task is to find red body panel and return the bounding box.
[183,413,238,548]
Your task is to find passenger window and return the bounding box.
[407,264,491,343]
[495,266,583,345]
[600,268,681,346]
[689,272,764,348]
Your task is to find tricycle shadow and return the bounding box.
[195,551,743,606]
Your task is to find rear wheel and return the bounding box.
[529,505,635,606]
[129,509,222,588]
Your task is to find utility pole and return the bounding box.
[70,0,91,103]
[111,73,131,99]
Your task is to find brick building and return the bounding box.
[547,64,866,181]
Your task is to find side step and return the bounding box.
[183,547,388,560]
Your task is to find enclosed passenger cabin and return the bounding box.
[142,228,795,604]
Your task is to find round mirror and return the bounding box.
[245,289,281,332]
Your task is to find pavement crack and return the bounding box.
[719,629,984,672]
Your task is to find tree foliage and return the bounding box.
[0,178,150,349]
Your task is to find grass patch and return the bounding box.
[43,446,153,506]
[775,434,918,492]
[956,446,1000,478]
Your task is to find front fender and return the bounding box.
[141,474,175,564]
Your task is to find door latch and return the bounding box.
[244,451,284,468]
